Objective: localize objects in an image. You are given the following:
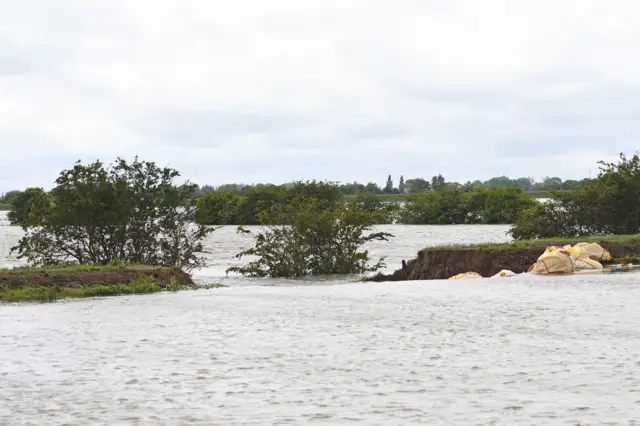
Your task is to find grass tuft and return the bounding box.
[1,276,174,303]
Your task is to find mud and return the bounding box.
[370,242,640,281]
[0,268,195,289]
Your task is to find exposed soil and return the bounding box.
[0,268,195,290]
[369,242,640,282]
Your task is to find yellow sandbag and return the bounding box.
[493,269,516,277]
[537,246,559,261]
[574,242,611,261]
[563,244,589,261]
[575,258,603,270]
[530,249,574,274]
[449,271,482,280]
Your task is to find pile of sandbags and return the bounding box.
[529,246,575,274]
[574,242,612,262]
[529,242,611,274]
[564,244,604,270]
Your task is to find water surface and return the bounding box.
[2,212,639,424]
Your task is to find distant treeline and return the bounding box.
[0,174,593,203]
[195,181,538,226]
[5,152,640,236]
[190,174,593,197]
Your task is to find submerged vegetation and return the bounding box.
[1,151,639,282]
[509,152,640,239]
[226,197,393,278]
[7,157,213,269]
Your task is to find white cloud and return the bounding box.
[1,0,640,192]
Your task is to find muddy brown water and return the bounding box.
[2,212,640,424]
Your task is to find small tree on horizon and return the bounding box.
[398,175,405,193]
[383,175,394,193]
[431,174,446,191]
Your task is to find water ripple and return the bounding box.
[2,213,640,423]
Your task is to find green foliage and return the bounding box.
[6,188,52,226]
[399,187,536,225]
[226,197,394,277]
[509,152,640,239]
[404,178,431,193]
[383,175,394,193]
[400,188,468,224]
[431,174,446,191]
[347,192,399,224]
[466,188,537,224]
[10,157,213,269]
[0,276,163,303]
[196,191,240,225]
[194,180,545,226]
[195,180,344,226]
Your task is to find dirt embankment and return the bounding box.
[0,267,195,289]
[370,242,640,282]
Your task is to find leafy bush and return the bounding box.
[226,197,393,277]
[398,187,534,225]
[195,191,241,225]
[346,192,399,224]
[509,152,640,239]
[10,157,213,269]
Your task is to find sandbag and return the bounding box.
[537,245,564,261]
[530,248,575,274]
[574,242,612,261]
[563,244,589,261]
[575,258,603,270]
[493,269,516,277]
[449,271,482,280]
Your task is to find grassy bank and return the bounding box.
[0,276,167,302]
[0,263,177,275]
[423,234,640,252]
[0,203,9,211]
[0,263,225,303]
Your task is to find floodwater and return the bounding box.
[2,211,640,424]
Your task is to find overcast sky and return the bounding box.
[1,0,639,193]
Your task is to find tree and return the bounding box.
[431,174,446,191]
[234,185,286,225]
[286,180,343,207]
[1,190,22,204]
[466,188,537,224]
[10,157,213,270]
[7,188,52,227]
[405,178,431,193]
[383,175,394,193]
[226,197,394,277]
[508,152,640,239]
[364,182,383,194]
[195,191,240,225]
[347,192,399,224]
[540,176,564,190]
[398,175,405,193]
